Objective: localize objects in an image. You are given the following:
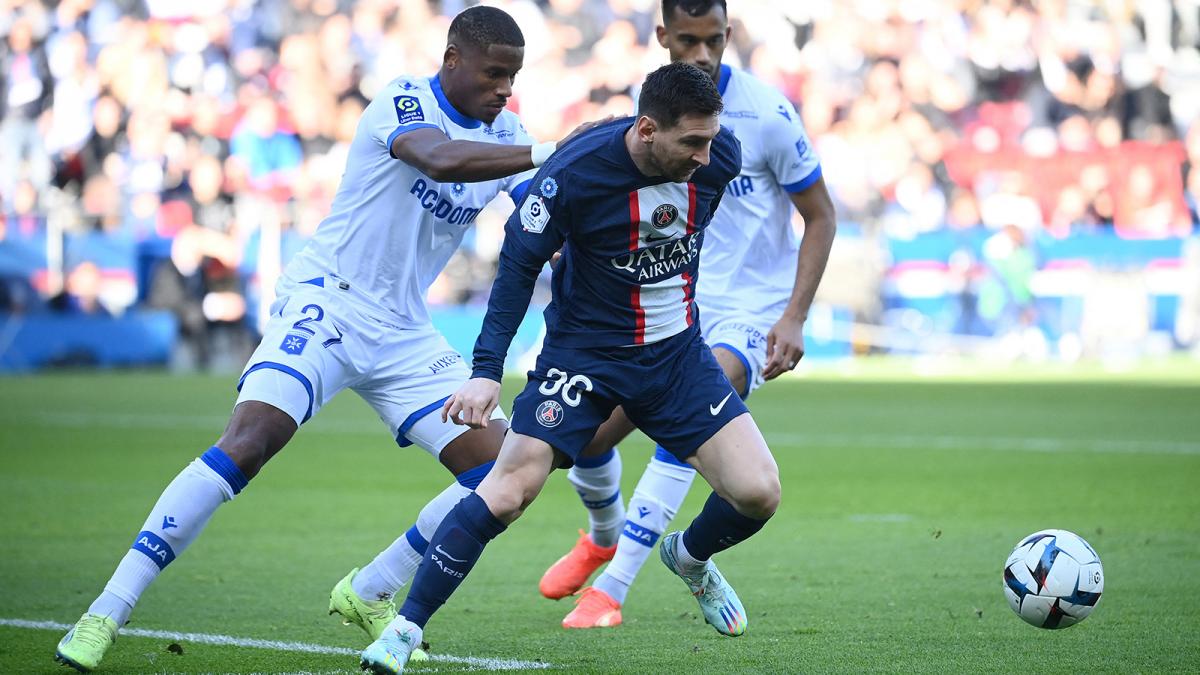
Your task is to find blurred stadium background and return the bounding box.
[2,0,1200,372]
[2,3,1199,673]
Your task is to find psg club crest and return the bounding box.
[536,400,564,428]
[651,203,679,229]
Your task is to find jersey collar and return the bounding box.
[717,64,732,97]
[429,75,483,129]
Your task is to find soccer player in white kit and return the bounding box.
[54,7,582,671]
[537,0,838,630]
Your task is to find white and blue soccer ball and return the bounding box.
[1003,529,1104,629]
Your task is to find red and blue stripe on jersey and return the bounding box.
[626,181,700,344]
[471,118,741,382]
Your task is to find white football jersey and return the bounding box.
[697,65,823,318]
[284,74,537,325]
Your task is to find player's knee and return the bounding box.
[478,469,543,524]
[731,472,780,520]
[481,486,537,524]
[216,402,295,479]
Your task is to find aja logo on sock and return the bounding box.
[132,530,177,569]
[622,521,660,548]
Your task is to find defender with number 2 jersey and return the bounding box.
[236,71,537,445]
[284,74,536,327]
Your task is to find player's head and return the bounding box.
[634,62,724,182]
[440,6,525,125]
[657,0,730,83]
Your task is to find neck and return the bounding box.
[437,67,457,102]
[623,124,660,178]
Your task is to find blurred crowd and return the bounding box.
[2,0,1200,365]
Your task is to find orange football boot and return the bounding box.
[562,587,623,628]
[539,530,617,599]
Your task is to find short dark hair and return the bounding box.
[448,6,525,51]
[662,0,727,24]
[638,62,723,128]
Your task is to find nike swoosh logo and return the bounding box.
[709,392,734,416]
[434,544,467,563]
[645,232,674,242]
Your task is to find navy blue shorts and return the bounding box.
[510,326,748,463]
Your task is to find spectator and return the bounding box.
[229,93,302,194]
[1,14,54,196]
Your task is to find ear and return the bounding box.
[724,25,732,42]
[636,115,658,143]
[655,24,668,49]
[444,44,460,70]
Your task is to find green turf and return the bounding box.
[1,365,1198,673]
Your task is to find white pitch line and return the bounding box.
[1,618,550,671]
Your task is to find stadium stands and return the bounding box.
[1,0,1198,369]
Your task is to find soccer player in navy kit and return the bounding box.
[541,0,838,631]
[360,62,780,673]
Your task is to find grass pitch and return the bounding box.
[0,363,1197,673]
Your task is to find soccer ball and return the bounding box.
[1002,529,1104,629]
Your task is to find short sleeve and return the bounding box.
[500,118,539,201]
[363,80,442,157]
[762,98,822,193]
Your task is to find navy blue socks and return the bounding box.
[680,491,770,562]
[398,491,507,627]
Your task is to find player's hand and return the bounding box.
[762,312,806,381]
[442,378,502,428]
[560,115,616,146]
[549,250,563,269]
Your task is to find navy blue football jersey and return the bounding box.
[472,118,742,381]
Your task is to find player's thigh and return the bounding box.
[626,330,747,461]
[236,288,360,429]
[476,431,560,522]
[439,423,509,475]
[354,325,506,466]
[580,406,637,458]
[688,413,780,519]
[509,343,620,464]
[702,315,770,398]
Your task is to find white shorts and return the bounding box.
[236,276,505,457]
[701,310,773,398]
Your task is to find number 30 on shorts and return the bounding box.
[538,368,593,407]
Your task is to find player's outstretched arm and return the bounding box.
[442,378,502,428]
[391,127,546,182]
[763,175,837,380]
[389,118,610,184]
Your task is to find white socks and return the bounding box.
[352,482,472,601]
[89,448,245,626]
[593,454,696,604]
[568,449,625,548]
